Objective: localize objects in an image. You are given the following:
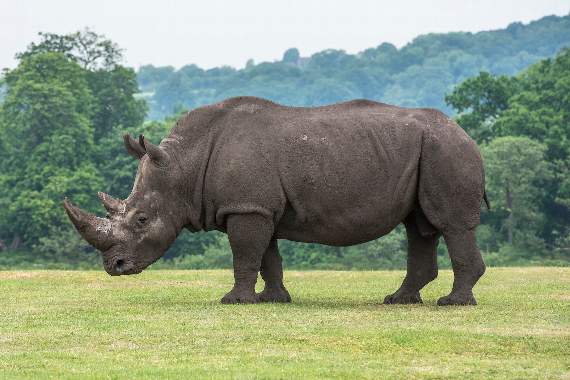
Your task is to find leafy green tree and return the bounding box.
[17,29,146,141]
[17,28,122,70]
[448,49,570,249]
[0,30,146,260]
[87,67,147,139]
[0,53,103,251]
[445,72,518,142]
[482,137,551,248]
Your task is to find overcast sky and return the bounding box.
[1,0,569,70]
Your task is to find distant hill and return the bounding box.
[137,14,570,120]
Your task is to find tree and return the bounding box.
[17,29,146,139]
[282,48,300,64]
[445,72,518,142]
[447,49,570,253]
[0,30,146,260]
[482,136,551,248]
[17,28,123,70]
[87,66,147,139]
[0,52,103,251]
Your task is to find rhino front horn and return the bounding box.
[63,198,113,251]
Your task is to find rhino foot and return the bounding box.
[257,285,292,303]
[437,292,477,306]
[383,290,422,305]
[221,288,259,304]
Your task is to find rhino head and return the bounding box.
[63,134,186,275]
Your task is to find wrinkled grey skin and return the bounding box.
[64,96,488,306]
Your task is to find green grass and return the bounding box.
[0,268,568,379]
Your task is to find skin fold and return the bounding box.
[64,96,487,306]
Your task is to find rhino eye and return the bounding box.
[137,216,148,225]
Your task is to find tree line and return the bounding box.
[0,23,568,269]
[138,14,570,120]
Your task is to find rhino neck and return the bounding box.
[166,104,227,232]
[166,129,216,233]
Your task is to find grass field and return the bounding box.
[0,268,568,379]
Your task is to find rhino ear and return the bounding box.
[139,134,169,167]
[123,134,146,159]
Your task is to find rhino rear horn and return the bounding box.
[97,192,124,214]
[63,198,113,251]
[123,134,145,159]
[139,134,169,167]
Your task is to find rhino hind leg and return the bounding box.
[437,229,485,306]
[221,213,274,304]
[257,239,292,303]
[416,130,487,305]
[384,210,440,305]
[417,179,486,306]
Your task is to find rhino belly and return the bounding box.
[276,201,409,246]
[275,161,418,246]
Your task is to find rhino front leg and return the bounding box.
[221,213,274,304]
[257,239,292,303]
[384,212,440,305]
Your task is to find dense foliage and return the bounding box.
[138,15,570,120]
[0,18,569,269]
[446,48,570,264]
[0,30,146,265]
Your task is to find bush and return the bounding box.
[483,244,568,267]
[154,233,232,270]
[0,249,99,269]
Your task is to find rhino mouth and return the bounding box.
[104,258,142,276]
[103,245,142,276]
[102,245,165,276]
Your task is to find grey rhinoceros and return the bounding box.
[64,96,489,306]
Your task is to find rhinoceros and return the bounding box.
[64,96,489,305]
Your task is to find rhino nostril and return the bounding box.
[115,259,125,272]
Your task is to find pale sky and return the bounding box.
[1,0,569,70]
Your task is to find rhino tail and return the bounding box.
[483,190,491,210]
